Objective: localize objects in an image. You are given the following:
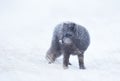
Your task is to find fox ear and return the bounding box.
[63,23,67,27]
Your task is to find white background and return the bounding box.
[0,0,120,81]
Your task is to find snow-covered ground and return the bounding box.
[0,0,120,81]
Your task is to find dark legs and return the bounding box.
[46,47,86,69]
[77,52,86,69]
[63,53,70,69]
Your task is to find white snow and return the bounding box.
[0,0,120,81]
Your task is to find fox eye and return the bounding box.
[70,26,74,30]
[69,23,75,30]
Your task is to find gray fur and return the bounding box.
[46,21,90,69]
